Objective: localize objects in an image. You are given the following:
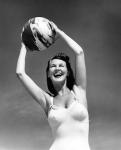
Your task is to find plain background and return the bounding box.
[0,0,121,149]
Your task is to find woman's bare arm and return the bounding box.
[53,25,86,90]
[16,43,50,112]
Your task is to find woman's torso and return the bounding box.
[47,85,90,150]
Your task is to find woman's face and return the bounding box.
[48,59,68,84]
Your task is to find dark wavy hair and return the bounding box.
[46,52,76,96]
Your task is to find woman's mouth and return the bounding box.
[53,70,64,78]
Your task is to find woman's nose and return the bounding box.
[54,67,61,73]
[55,65,60,70]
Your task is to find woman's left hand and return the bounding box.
[50,21,61,40]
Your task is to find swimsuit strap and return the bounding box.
[71,90,77,101]
[49,96,54,107]
[48,97,58,111]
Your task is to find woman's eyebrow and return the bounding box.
[50,63,56,66]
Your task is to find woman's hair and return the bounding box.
[46,52,76,96]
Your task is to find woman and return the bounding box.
[16,22,90,150]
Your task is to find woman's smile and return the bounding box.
[53,70,64,78]
[52,70,66,81]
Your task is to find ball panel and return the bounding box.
[22,18,39,51]
[30,22,49,49]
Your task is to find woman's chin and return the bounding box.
[52,76,66,83]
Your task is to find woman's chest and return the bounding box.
[48,101,88,127]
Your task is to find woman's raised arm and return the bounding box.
[52,23,86,90]
[16,43,50,113]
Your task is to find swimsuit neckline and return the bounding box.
[47,89,90,123]
[49,99,79,110]
[48,90,85,111]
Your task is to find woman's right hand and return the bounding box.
[21,42,29,52]
[21,42,26,49]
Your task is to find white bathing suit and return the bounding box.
[48,90,90,150]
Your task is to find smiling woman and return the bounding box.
[16,19,90,150]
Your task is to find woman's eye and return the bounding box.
[50,65,55,68]
[60,64,64,67]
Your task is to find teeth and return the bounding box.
[54,73,62,77]
[55,72,61,75]
[54,71,63,77]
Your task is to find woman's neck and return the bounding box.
[58,86,70,96]
[53,80,70,96]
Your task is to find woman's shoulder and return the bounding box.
[43,91,54,116]
[73,84,86,94]
[72,84,87,107]
[45,91,54,105]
